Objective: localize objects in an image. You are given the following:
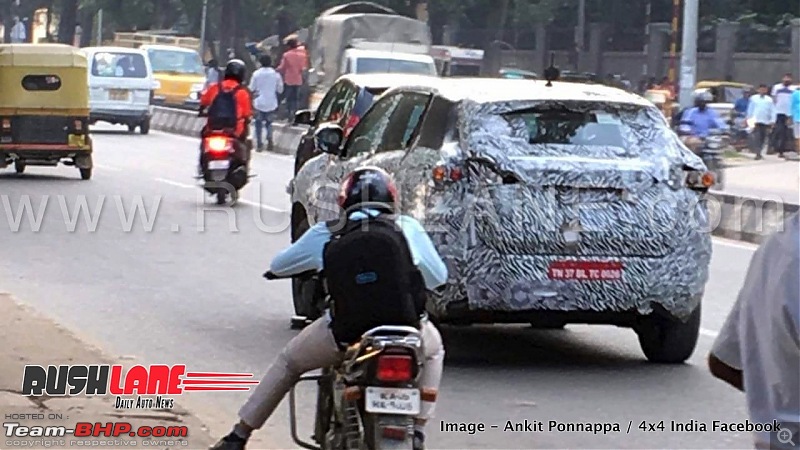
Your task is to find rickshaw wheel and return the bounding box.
[14,160,25,174]
[80,168,92,180]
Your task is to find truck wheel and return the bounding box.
[80,168,92,180]
[636,301,701,364]
[140,119,150,135]
[14,160,25,174]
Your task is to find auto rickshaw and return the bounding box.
[0,44,93,179]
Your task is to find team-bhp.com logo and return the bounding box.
[22,365,258,409]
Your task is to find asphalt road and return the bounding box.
[0,125,765,449]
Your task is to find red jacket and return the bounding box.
[200,79,253,137]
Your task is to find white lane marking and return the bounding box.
[711,237,759,251]
[95,164,122,172]
[700,328,719,339]
[154,177,288,213]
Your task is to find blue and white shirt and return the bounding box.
[270,209,448,291]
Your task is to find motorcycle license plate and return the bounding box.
[365,387,420,415]
[208,160,230,170]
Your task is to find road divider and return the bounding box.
[150,106,304,155]
[150,106,798,245]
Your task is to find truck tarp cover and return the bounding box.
[309,11,432,88]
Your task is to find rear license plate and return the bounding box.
[547,261,623,281]
[109,89,129,101]
[365,387,420,415]
[208,160,230,170]
[68,134,85,147]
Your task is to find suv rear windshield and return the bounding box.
[500,104,656,151]
[92,52,148,78]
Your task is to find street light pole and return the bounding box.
[678,0,698,109]
[199,0,208,60]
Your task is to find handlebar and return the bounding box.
[263,270,319,280]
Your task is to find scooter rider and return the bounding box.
[198,59,253,175]
[210,167,448,450]
[679,89,727,153]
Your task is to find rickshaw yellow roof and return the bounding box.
[0,44,87,68]
[695,80,751,89]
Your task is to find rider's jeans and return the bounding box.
[239,316,445,429]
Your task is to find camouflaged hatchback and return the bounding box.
[288,77,714,363]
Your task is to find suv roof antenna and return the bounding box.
[543,52,560,87]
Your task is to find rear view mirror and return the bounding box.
[294,110,313,126]
[314,123,344,156]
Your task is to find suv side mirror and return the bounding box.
[294,109,313,126]
[314,123,344,156]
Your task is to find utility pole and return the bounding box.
[575,0,585,68]
[678,0,698,109]
[96,9,102,45]
[199,0,208,60]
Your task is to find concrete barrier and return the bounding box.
[150,106,799,245]
[150,106,305,155]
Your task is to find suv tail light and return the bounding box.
[685,170,715,190]
[432,163,463,185]
[376,354,413,382]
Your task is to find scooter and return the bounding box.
[198,131,250,205]
[677,122,726,191]
[264,270,424,450]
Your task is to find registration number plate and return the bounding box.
[365,387,420,415]
[208,160,230,170]
[109,89,129,101]
[547,261,623,281]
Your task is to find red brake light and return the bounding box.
[376,354,413,382]
[205,136,232,153]
[432,164,463,184]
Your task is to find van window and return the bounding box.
[21,75,61,91]
[92,52,148,78]
[147,49,204,75]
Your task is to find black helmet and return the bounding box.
[338,166,398,214]
[223,59,246,83]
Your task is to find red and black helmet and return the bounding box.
[338,166,398,214]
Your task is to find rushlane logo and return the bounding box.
[21,365,258,410]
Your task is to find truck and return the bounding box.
[306,2,437,106]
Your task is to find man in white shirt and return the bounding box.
[248,55,283,152]
[747,84,778,160]
[771,74,796,157]
[10,16,26,43]
[709,212,799,450]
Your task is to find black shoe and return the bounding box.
[209,433,246,450]
[413,430,425,450]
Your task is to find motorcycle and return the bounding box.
[678,121,726,191]
[730,112,750,151]
[197,110,251,205]
[264,270,424,450]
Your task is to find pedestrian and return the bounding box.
[746,84,777,160]
[205,59,220,89]
[708,211,799,450]
[276,34,307,121]
[248,54,283,152]
[792,86,800,156]
[770,73,796,157]
[10,16,26,43]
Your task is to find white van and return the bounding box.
[82,46,159,134]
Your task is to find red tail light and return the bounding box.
[205,136,233,153]
[376,354,413,382]
[381,426,409,440]
[432,163,463,184]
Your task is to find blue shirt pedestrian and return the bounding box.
[734,96,749,115]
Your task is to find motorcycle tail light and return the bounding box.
[432,163,463,185]
[381,426,408,441]
[686,171,715,190]
[376,354,413,382]
[205,136,232,153]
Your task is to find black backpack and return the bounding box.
[323,214,426,345]
[207,84,241,130]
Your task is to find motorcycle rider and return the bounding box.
[679,89,726,153]
[198,59,253,174]
[210,167,448,450]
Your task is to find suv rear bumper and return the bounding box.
[90,109,150,125]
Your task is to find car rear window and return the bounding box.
[92,52,148,78]
[496,103,662,154]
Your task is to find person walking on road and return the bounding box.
[747,84,777,160]
[276,34,307,121]
[10,16,26,43]
[770,74,796,157]
[248,55,283,152]
[708,212,799,450]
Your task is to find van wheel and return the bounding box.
[140,119,150,135]
[14,160,25,174]
[79,168,92,180]
[636,300,701,364]
[127,124,136,133]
